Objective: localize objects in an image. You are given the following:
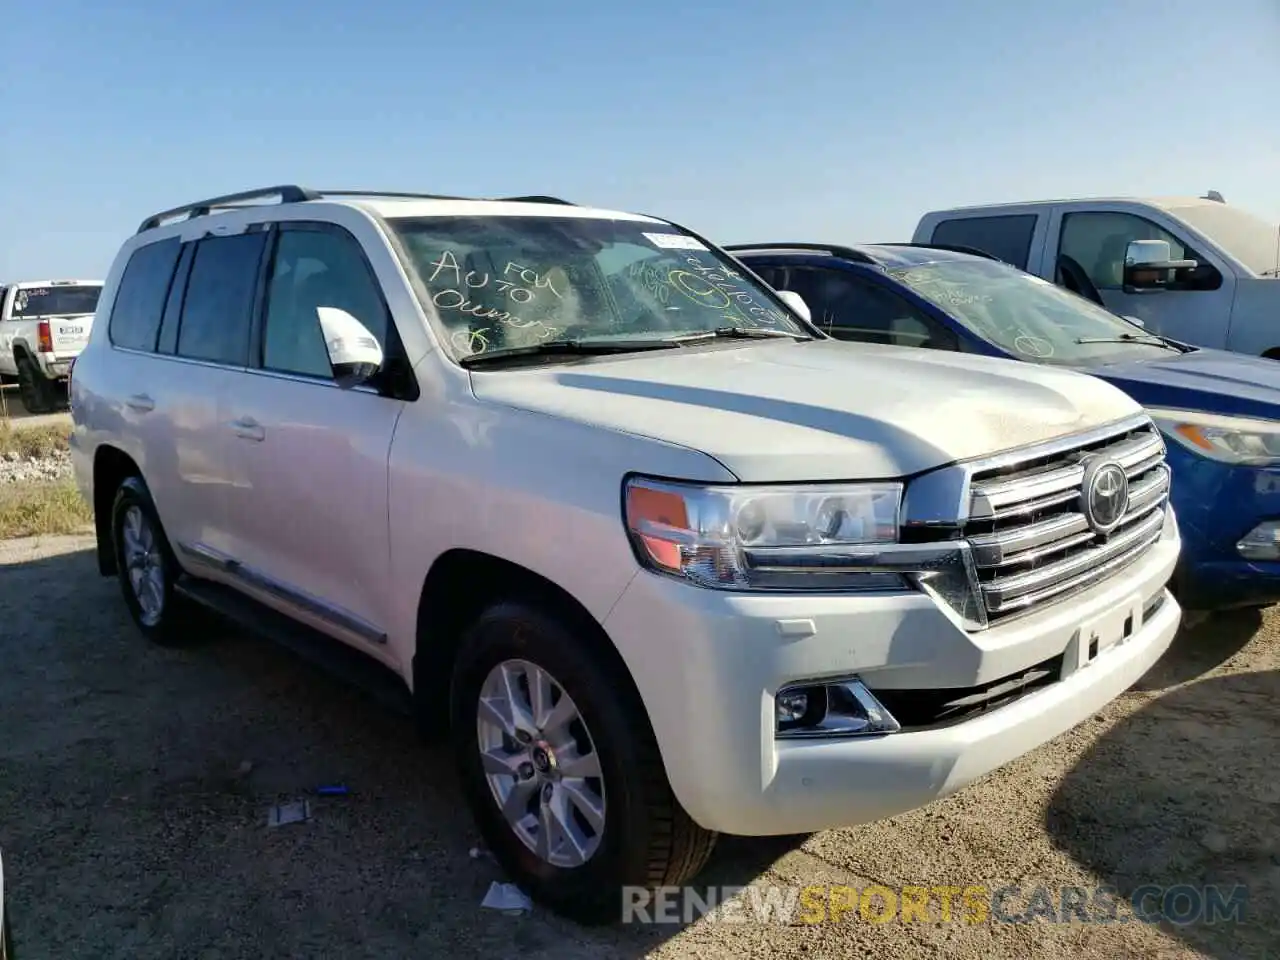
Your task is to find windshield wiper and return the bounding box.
[664,326,809,345]
[1074,333,1179,349]
[458,338,678,368]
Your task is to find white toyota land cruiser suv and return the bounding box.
[0,279,103,413]
[70,185,1181,923]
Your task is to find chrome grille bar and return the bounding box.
[957,416,1170,625]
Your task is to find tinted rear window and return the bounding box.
[175,233,266,366]
[929,215,1038,269]
[108,238,182,351]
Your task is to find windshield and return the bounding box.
[387,215,806,359]
[1168,203,1280,277]
[10,285,102,318]
[889,259,1179,365]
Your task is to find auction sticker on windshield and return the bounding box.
[642,232,708,251]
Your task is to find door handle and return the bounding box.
[125,393,155,413]
[228,417,265,442]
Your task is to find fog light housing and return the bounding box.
[776,690,809,724]
[775,677,901,739]
[1237,521,1280,561]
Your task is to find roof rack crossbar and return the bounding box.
[722,242,878,264]
[877,242,1002,261]
[136,184,320,233]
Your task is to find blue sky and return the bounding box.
[3,0,1278,279]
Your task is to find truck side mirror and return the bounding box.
[1123,239,1198,292]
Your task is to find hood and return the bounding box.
[1081,347,1280,419]
[470,339,1142,481]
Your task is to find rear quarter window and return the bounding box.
[108,237,182,352]
[929,215,1038,269]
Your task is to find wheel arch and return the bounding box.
[412,548,646,736]
[92,444,143,576]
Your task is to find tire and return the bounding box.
[15,355,56,415]
[449,601,717,925]
[110,476,202,647]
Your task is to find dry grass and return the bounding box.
[0,422,72,459]
[0,481,93,539]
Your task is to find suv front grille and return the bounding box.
[962,419,1170,623]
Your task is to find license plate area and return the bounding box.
[1064,591,1143,677]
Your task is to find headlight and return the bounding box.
[623,476,905,591]
[1146,407,1280,466]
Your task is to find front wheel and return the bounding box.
[110,477,202,646]
[449,601,717,925]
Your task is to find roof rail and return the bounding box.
[496,195,574,205]
[136,185,320,233]
[136,186,580,234]
[877,241,1002,262]
[315,189,473,202]
[721,242,878,264]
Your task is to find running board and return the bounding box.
[175,578,415,719]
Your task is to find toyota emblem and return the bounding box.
[1081,458,1129,536]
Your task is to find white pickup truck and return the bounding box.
[0,280,103,413]
[913,194,1280,357]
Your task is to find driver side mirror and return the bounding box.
[1123,240,1198,292]
[317,307,384,388]
[776,290,812,325]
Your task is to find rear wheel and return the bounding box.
[110,476,202,646]
[449,601,717,925]
[15,355,56,414]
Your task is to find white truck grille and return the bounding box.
[962,419,1170,622]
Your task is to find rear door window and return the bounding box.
[175,233,267,366]
[929,215,1038,269]
[108,237,182,351]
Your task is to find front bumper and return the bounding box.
[604,510,1180,836]
[1167,446,1280,610]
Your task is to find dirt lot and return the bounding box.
[1,534,1277,959]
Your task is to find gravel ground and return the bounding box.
[1,534,1277,959]
[0,449,73,484]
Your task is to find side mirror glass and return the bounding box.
[775,289,812,325]
[1123,239,1198,292]
[317,307,384,388]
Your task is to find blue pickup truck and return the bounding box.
[728,241,1280,613]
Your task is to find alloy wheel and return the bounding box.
[121,505,165,627]
[476,659,607,868]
